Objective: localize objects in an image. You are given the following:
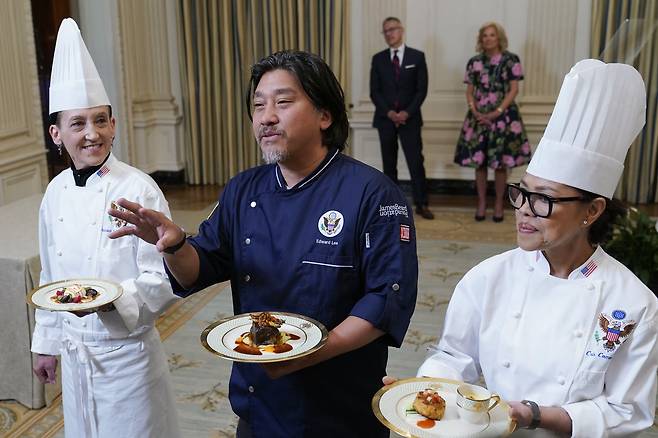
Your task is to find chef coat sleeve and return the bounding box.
[102,185,179,332]
[562,312,658,437]
[31,193,63,356]
[416,266,483,383]
[166,181,234,297]
[348,181,418,347]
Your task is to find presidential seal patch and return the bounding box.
[318,210,344,237]
[595,310,636,352]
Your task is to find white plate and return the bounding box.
[201,312,328,363]
[27,278,122,312]
[372,377,516,438]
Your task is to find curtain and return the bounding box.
[177,0,349,185]
[591,0,658,203]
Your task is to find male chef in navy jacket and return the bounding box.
[109,50,418,438]
[370,16,433,219]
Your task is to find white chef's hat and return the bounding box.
[527,59,646,198]
[48,18,110,114]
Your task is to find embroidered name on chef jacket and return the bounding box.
[102,200,127,233]
[587,309,636,360]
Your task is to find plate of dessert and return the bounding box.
[372,377,515,438]
[201,311,328,363]
[27,278,122,312]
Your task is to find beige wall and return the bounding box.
[0,1,594,204]
[0,1,47,205]
[349,0,591,182]
[79,0,184,174]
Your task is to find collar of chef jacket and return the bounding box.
[532,245,605,280]
[273,147,340,190]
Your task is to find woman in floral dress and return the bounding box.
[454,22,531,222]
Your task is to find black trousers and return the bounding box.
[377,120,428,207]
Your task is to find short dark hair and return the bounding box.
[48,105,113,127]
[383,17,401,26]
[246,51,348,151]
[578,189,628,245]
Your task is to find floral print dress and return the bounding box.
[454,51,531,169]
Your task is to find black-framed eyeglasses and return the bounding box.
[506,183,587,218]
[382,26,402,35]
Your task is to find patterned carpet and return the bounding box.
[2,205,657,437]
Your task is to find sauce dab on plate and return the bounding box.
[416,418,435,429]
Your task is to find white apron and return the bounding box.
[418,247,658,437]
[32,154,181,438]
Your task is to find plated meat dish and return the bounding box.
[234,312,299,355]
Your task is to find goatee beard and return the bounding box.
[261,148,289,164]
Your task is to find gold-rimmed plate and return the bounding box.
[372,377,515,438]
[27,278,122,312]
[200,312,328,363]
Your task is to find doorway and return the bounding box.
[30,0,75,180]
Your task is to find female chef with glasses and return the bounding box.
[409,60,658,436]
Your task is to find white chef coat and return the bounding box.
[31,153,181,438]
[418,246,658,437]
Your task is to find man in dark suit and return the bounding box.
[370,17,433,219]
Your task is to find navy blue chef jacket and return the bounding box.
[168,148,418,437]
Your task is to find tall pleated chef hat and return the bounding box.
[49,18,110,114]
[526,59,646,198]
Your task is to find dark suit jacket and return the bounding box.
[370,46,428,129]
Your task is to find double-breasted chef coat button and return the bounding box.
[391,283,400,292]
[64,319,70,325]
[527,266,534,272]
[245,238,251,245]
[557,376,566,385]
[81,321,87,328]
[91,221,96,226]
[512,312,521,319]
[87,256,92,261]
[57,251,63,256]
[248,385,255,393]
[574,330,583,338]
[98,187,103,193]
[502,361,511,368]
[587,283,595,291]
[250,201,257,208]
[244,275,251,282]
[58,217,63,222]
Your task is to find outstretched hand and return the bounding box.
[107,198,185,253]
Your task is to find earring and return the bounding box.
[583,219,588,225]
[57,144,62,156]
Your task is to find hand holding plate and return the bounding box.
[507,401,533,429]
[382,375,398,386]
[260,356,308,379]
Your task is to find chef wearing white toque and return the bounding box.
[415,59,658,437]
[31,18,181,438]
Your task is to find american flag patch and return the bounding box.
[580,260,598,277]
[96,165,110,178]
[400,224,410,242]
